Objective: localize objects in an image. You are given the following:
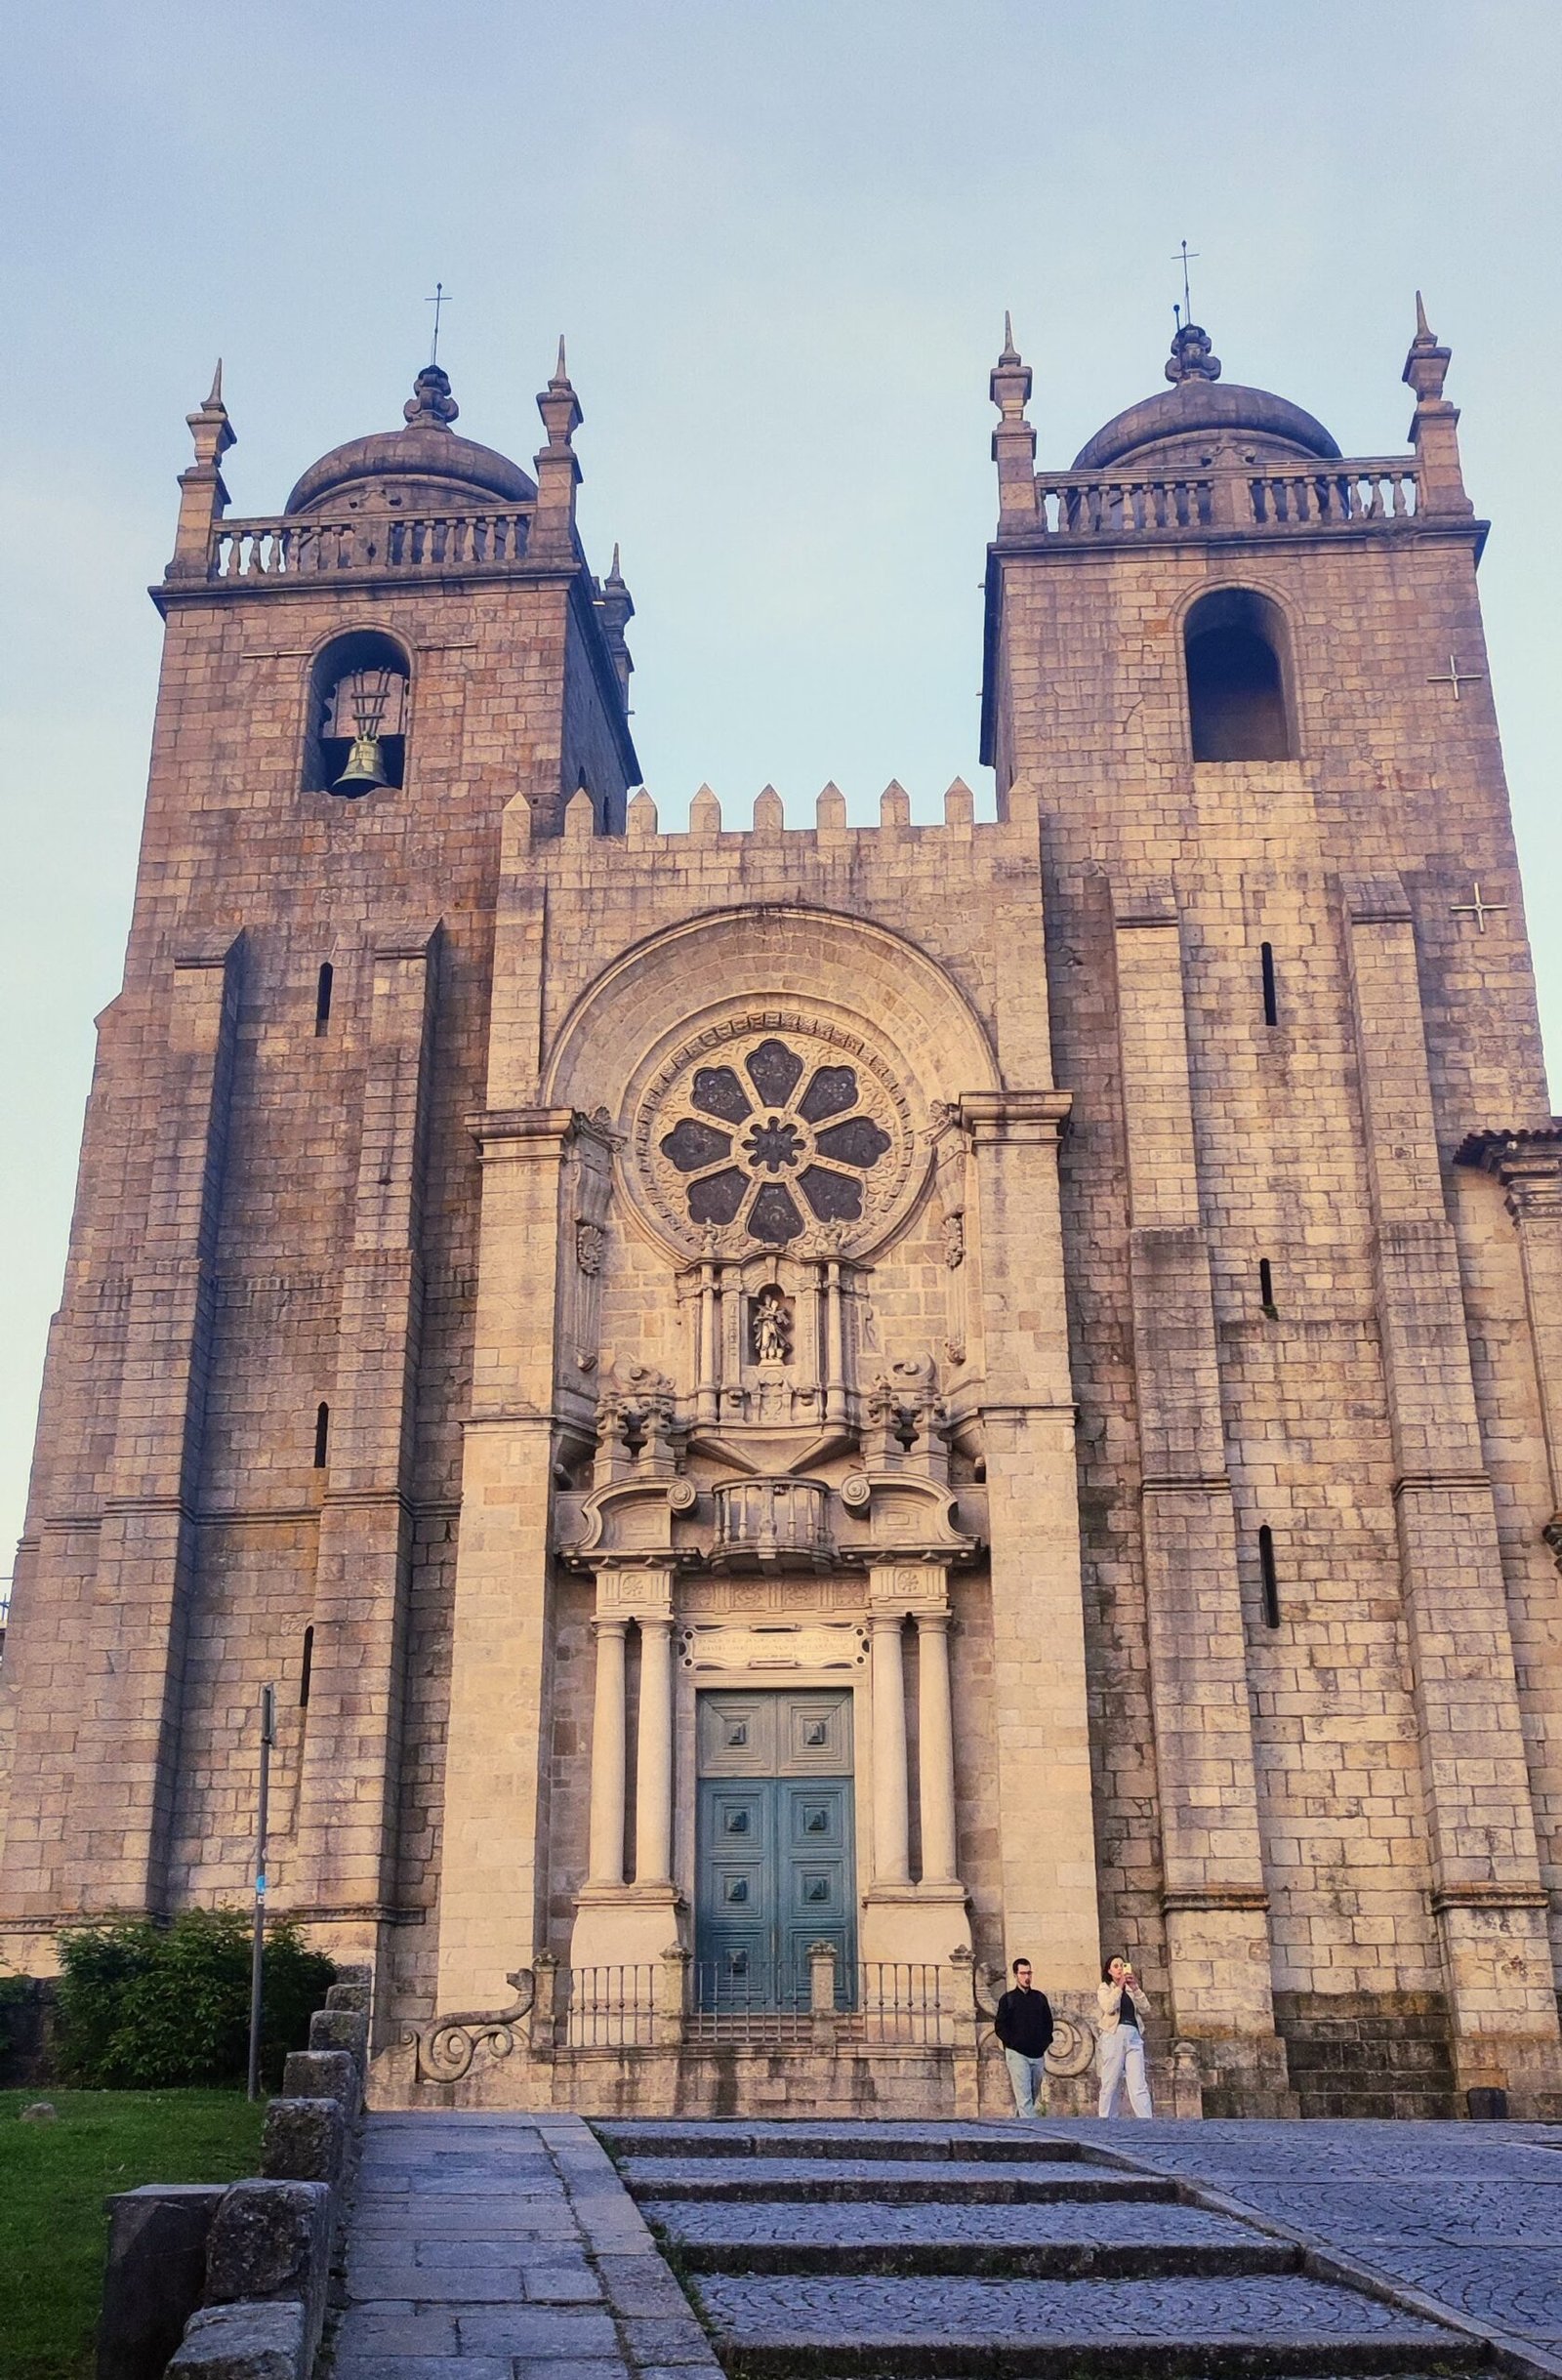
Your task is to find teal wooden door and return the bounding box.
[695,1690,856,2009]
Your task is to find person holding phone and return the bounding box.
[1095,1953,1153,2116]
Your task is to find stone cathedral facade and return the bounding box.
[4,302,1562,2120]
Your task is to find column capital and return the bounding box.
[957,1089,1072,1146]
[1457,1126,1562,1220]
[467,1105,621,1163]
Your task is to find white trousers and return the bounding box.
[1097,2022,1153,2117]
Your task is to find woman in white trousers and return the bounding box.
[1095,1954,1154,2116]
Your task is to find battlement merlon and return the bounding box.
[511,774,1035,855]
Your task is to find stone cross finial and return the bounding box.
[403,364,460,429]
[1165,322,1222,385]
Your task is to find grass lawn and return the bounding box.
[0,2089,267,2380]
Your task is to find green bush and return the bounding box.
[54,1910,335,2090]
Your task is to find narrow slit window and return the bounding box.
[300,1624,314,1708]
[1259,1257,1277,1317]
[1258,1525,1281,1629]
[314,962,334,1035]
[1260,942,1278,1027]
[312,1402,330,1469]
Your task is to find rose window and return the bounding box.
[656,1036,893,1246]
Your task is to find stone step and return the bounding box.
[688,2270,1472,2378]
[643,2195,1294,2277]
[602,2122,1088,2165]
[1292,2093,1459,2123]
[622,2154,1178,2204]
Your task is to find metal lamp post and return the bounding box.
[246,1683,276,2102]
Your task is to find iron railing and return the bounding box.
[564,1963,658,2049]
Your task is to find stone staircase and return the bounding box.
[598,2118,1486,2377]
[1274,1993,1459,2121]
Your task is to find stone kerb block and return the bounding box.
[166,2303,306,2380]
[280,2048,360,2123]
[306,2007,368,2067]
[98,2184,226,2380]
[259,2097,347,2187]
[202,2180,331,2371]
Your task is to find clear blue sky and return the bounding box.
[3,1,1559,1570]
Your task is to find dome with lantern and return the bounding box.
[1072,321,1340,474]
[285,365,536,515]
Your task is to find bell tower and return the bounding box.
[0,347,637,1987]
[983,304,1562,2113]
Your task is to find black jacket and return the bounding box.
[994,1986,1054,2058]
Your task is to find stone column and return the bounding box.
[587,1618,629,1890]
[916,1611,959,1888]
[869,1613,911,1887]
[1345,877,1562,2110]
[1110,880,1289,2110]
[635,1616,675,1888]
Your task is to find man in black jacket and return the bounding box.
[994,1956,1055,2117]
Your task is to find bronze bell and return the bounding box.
[332,732,390,796]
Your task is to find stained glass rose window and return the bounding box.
[657,1035,893,1246]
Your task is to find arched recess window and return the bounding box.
[304,630,410,796]
[1184,589,1295,761]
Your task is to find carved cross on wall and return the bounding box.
[1427,654,1486,701]
[1451,882,1509,934]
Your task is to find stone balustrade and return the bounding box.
[711,1477,834,1569]
[1030,458,1419,540]
[201,507,533,583]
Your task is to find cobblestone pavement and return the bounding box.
[329,2113,719,2379]
[1050,2118,1562,2358]
[602,2118,1489,2375]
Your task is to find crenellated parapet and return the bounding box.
[526,771,1009,847]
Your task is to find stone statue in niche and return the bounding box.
[751,1286,792,1365]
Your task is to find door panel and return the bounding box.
[698,1691,779,1777]
[779,1779,854,2004]
[695,1690,857,2009]
[696,1781,776,2004]
[779,1692,854,1774]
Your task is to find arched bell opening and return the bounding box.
[304,629,411,797]
[1183,587,1295,761]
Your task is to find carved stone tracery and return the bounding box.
[632,1011,918,1262]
